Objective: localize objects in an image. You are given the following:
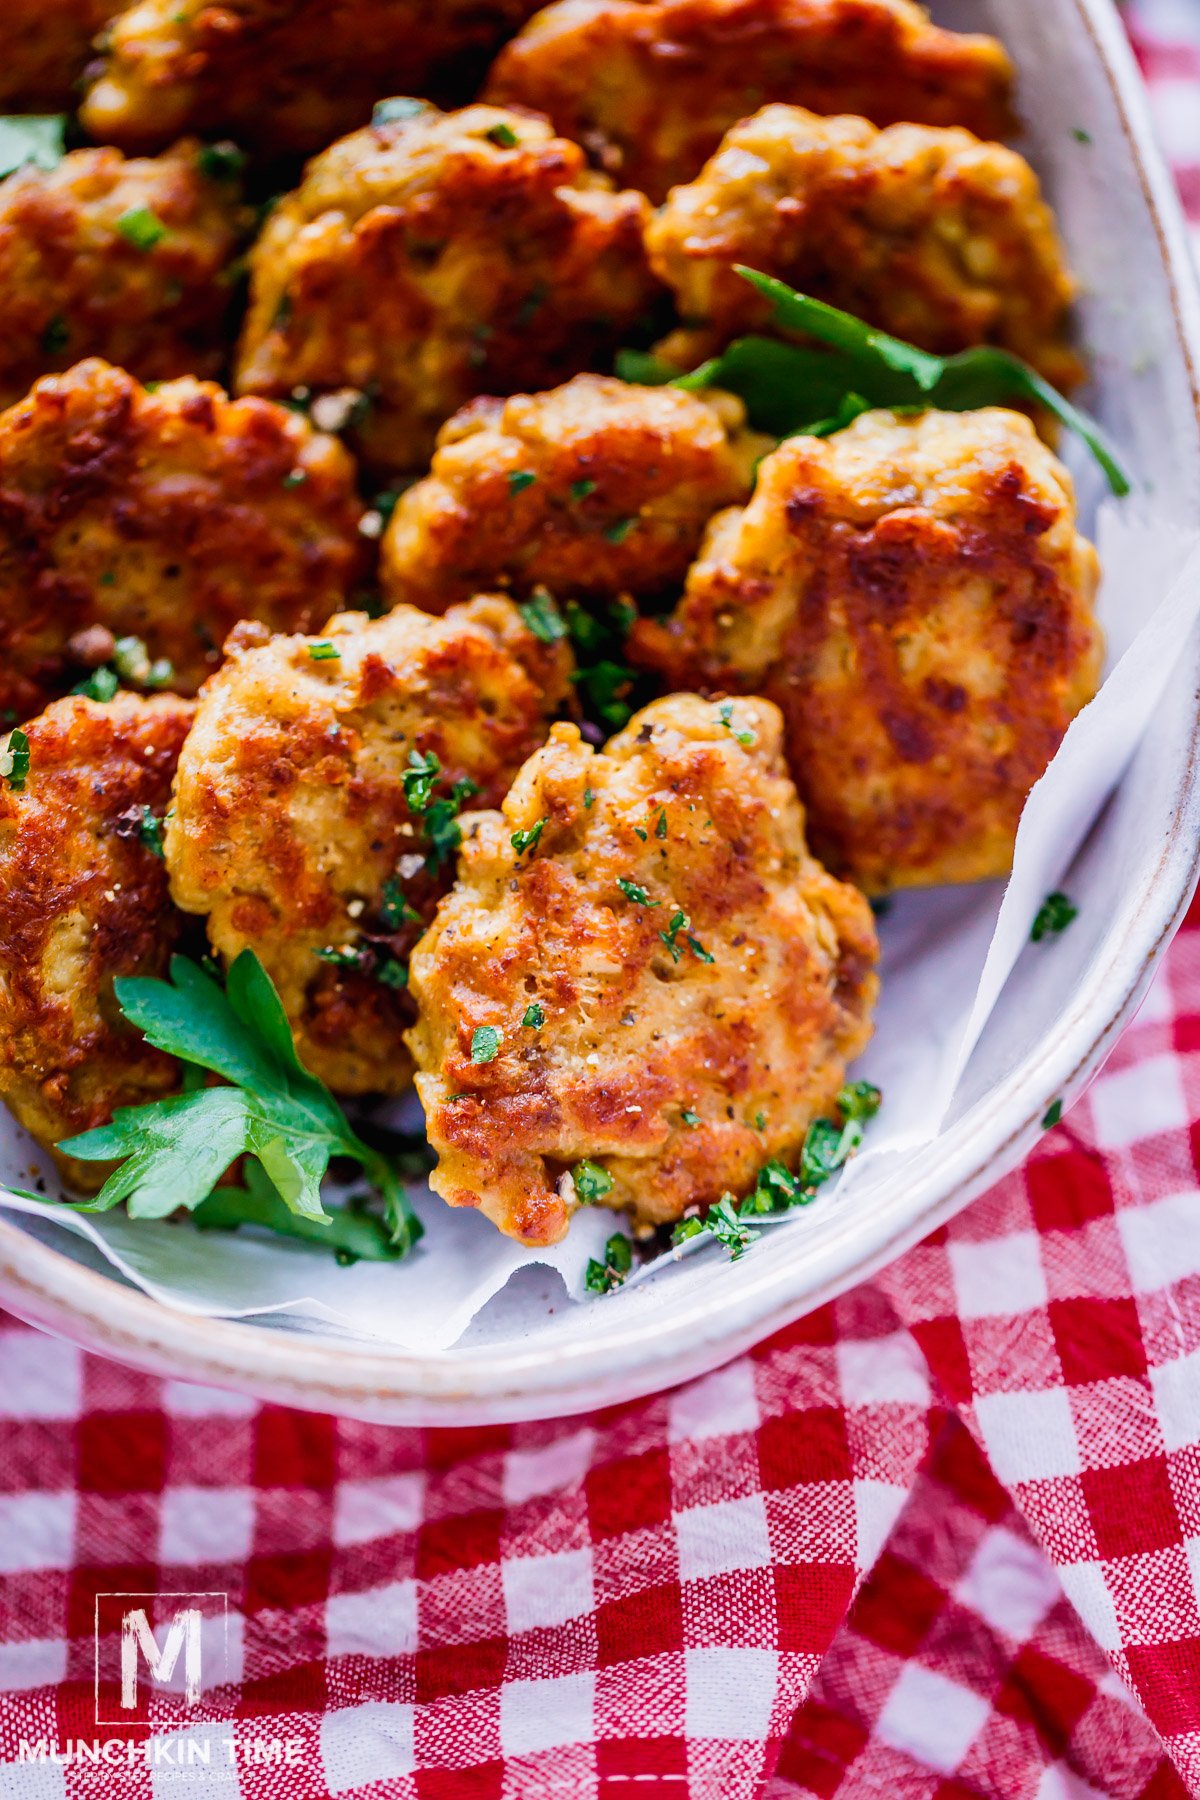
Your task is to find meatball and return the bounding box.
[0,140,250,411]
[648,106,1080,391]
[0,693,192,1187]
[234,102,655,475]
[485,0,1016,204]
[165,598,573,1096]
[406,694,879,1245]
[0,0,118,111]
[381,375,765,615]
[81,0,543,156]
[631,409,1102,893]
[0,359,367,720]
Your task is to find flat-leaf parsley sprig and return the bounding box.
[672,1081,882,1260]
[57,950,423,1253]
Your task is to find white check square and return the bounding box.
[503,1548,593,1634]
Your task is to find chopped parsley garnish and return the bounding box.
[282,468,307,489]
[617,877,658,908]
[373,97,430,125]
[583,788,596,808]
[308,640,340,660]
[375,958,408,989]
[1070,126,1092,145]
[40,314,69,355]
[519,588,568,644]
[573,1159,613,1202]
[316,942,407,991]
[0,114,65,180]
[401,751,475,867]
[315,944,366,970]
[585,1231,632,1294]
[681,1109,700,1128]
[603,516,637,545]
[754,1111,767,1131]
[73,666,120,703]
[470,1025,502,1064]
[1030,891,1077,942]
[522,1002,545,1029]
[655,808,667,839]
[379,876,421,931]
[115,205,168,250]
[671,1082,882,1258]
[511,818,546,856]
[717,701,756,747]
[486,121,520,148]
[138,808,165,859]
[659,910,712,964]
[1042,1098,1063,1130]
[508,469,537,494]
[402,748,442,811]
[56,951,422,1251]
[196,141,247,181]
[570,478,597,502]
[113,635,173,688]
[634,826,647,841]
[0,727,30,791]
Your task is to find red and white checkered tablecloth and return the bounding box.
[2,8,1200,1797]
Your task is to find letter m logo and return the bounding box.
[120,1607,202,1708]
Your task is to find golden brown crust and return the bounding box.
[381,375,765,614]
[406,694,878,1245]
[648,106,1082,391]
[0,692,193,1186]
[234,102,656,475]
[0,0,118,110]
[486,0,1017,203]
[631,408,1103,892]
[81,0,544,155]
[165,598,573,1096]
[0,141,250,411]
[0,358,368,719]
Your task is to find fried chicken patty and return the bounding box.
[631,409,1102,893]
[0,140,250,412]
[648,106,1081,390]
[1,0,118,111]
[381,376,764,615]
[485,0,1016,204]
[0,359,367,720]
[406,694,878,1245]
[0,693,192,1186]
[165,598,573,1096]
[234,102,655,476]
[81,0,543,155]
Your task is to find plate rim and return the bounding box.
[0,0,1198,1423]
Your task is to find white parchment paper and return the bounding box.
[3,508,1199,1351]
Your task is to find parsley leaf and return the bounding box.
[570,478,597,502]
[717,701,756,746]
[584,1230,632,1294]
[57,952,423,1250]
[508,469,536,494]
[1042,1098,1064,1129]
[617,876,659,908]
[519,587,568,643]
[1031,891,1077,942]
[116,205,168,250]
[522,1001,544,1029]
[308,640,340,660]
[0,727,30,791]
[402,750,477,869]
[486,121,520,148]
[194,1160,402,1263]
[379,876,421,931]
[137,808,165,859]
[511,818,546,856]
[402,748,442,811]
[573,1159,613,1202]
[471,1025,502,1064]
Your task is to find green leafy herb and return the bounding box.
[585,1230,633,1294]
[0,115,65,180]
[655,808,668,839]
[511,818,546,856]
[1070,126,1092,145]
[73,666,120,703]
[308,640,340,660]
[194,1161,402,1264]
[138,808,165,859]
[57,952,422,1250]
[717,701,756,747]
[379,876,421,931]
[570,478,597,502]
[315,944,367,970]
[666,268,1129,496]
[519,587,568,644]
[376,957,408,989]
[603,516,637,545]
[402,748,442,811]
[617,876,658,908]
[522,1001,545,1029]
[373,97,430,126]
[681,1108,700,1128]
[470,1024,502,1064]
[40,314,70,355]
[634,826,648,841]
[0,727,30,791]
[486,121,520,148]
[282,468,307,490]
[115,205,168,250]
[1031,891,1077,942]
[573,1159,613,1202]
[508,469,537,494]
[424,780,477,870]
[659,909,712,964]
[613,348,677,386]
[111,635,173,688]
[1042,1098,1064,1130]
[583,788,596,809]
[196,141,247,182]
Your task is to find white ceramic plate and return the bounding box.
[0,0,1198,1422]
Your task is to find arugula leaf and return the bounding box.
[58,951,423,1251]
[667,267,1130,497]
[0,115,65,180]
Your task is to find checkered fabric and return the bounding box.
[1,8,1199,1797]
